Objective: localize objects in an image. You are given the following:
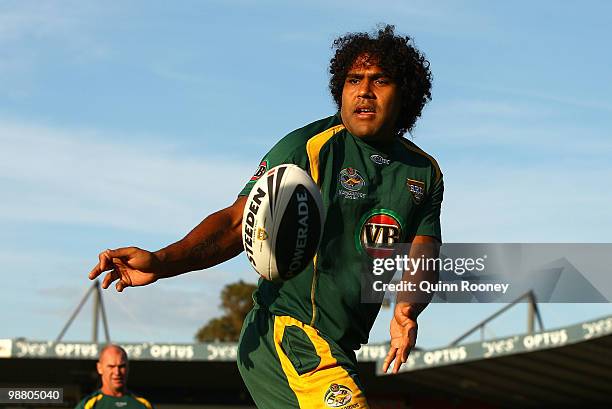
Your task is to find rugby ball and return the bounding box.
[242,164,325,282]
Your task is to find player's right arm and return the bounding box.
[90,116,338,292]
[89,196,246,292]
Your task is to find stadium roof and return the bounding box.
[1,314,610,408]
[380,314,612,408]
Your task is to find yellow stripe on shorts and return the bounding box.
[273,315,369,409]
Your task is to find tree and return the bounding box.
[195,280,257,342]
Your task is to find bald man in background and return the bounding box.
[75,345,153,409]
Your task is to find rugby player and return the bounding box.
[75,345,153,409]
[90,25,442,408]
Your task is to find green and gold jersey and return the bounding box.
[239,114,443,351]
[75,391,153,409]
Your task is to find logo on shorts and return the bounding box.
[406,179,426,204]
[357,210,403,258]
[324,383,353,408]
[250,160,268,181]
[370,154,390,165]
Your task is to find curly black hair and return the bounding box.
[329,24,433,136]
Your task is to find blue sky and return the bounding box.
[1,0,611,347]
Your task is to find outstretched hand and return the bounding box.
[382,302,418,374]
[89,247,162,292]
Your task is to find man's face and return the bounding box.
[340,55,401,142]
[97,347,128,394]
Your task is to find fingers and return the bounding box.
[393,349,403,373]
[382,346,397,373]
[383,321,419,374]
[101,268,130,293]
[102,270,118,289]
[386,343,410,374]
[382,347,405,374]
[89,247,136,280]
[116,280,127,292]
[394,326,418,373]
[398,323,418,364]
[89,249,113,280]
[101,268,129,292]
[396,343,411,373]
[106,247,136,259]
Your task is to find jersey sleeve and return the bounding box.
[134,395,154,409]
[413,175,444,242]
[238,134,307,197]
[74,393,102,409]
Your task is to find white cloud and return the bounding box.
[0,1,71,43]
[418,98,612,155]
[438,99,555,119]
[0,120,253,234]
[0,118,257,342]
[409,97,612,242]
[0,1,113,98]
[0,0,114,43]
[440,162,612,242]
[454,82,612,114]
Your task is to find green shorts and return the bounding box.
[237,307,369,409]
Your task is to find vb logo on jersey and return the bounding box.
[250,160,268,181]
[356,210,404,258]
[407,179,426,204]
[324,383,353,408]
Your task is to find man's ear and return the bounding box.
[96,361,103,376]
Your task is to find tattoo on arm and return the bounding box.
[189,232,223,263]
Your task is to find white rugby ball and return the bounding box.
[242,164,325,282]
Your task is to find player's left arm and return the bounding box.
[383,172,443,374]
[382,235,440,374]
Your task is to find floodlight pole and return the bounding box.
[98,282,111,342]
[56,280,111,343]
[93,281,99,342]
[527,291,544,335]
[528,294,535,334]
